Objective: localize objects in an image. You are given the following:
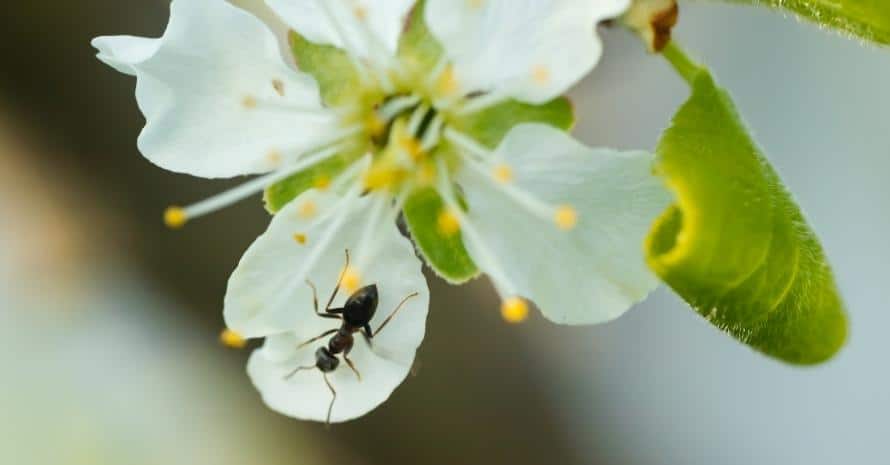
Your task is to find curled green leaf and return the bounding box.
[709,0,890,46]
[647,43,848,364]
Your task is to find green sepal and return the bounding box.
[710,0,890,46]
[403,186,480,284]
[288,30,361,107]
[647,42,848,365]
[451,98,575,150]
[398,0,443,77]
[263,149,362,214]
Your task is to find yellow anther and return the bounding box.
[364,163,406,191]
[493,163,514,183]
[266,150,283,166]
[398,135,424,161]
[365,113,386,138]
[219,329,247,349]
[272,79,285,96]
[532,65,551,85]
[164,206,188,229]
[436,65,458,96]
[298,201,317,219]
[342,267,362,293]
[437,208,461,237]
[554,205,578,230]
[501,297,529,324]
[416,162,438,185]
[314,176,331,191]
[241,95,258,109]
[293,233,308,245]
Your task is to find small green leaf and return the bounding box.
[647,42,848,364]
[288,30,361,106]
[398,0,443,75]
[403,186,479,283]
[451,98,575,150]
[263,152,358,214]
[709,0,890,45]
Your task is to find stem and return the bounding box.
[662,41,703,85]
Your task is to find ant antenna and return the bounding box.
[283,364,315,380]
[323,373,337,426]
[325,249,351,311]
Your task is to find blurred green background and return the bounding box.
[1,2,887,464]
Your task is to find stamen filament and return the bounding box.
[420,115,444,152]
[407,103,431,137]
[435,159,517,298]
[169,145,342,226]
[443,127,491,160]
[455,90,513,116]
[378,95,421,122]
[315,0,373,85]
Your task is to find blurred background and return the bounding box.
[1,2,887,464]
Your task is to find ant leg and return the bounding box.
[324,250,350,312]
[306,280,341,320]
[297,328,338,349]
[372,292,419,337]
[323,373,337,426]
[361,325,374,348]
[283,364,315,380]
[343,355,362,381]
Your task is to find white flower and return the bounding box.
[92,0,668,422]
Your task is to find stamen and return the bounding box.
[298,200,318,219]
[436,158,518,298]
[377,95,421,122]
[220,329,247,349]
[163,140,350,228]
[500,297,530,324]
[164,206,188,229]
[420,114,444,152]
[272,79,285,96]
[447,130,579,231]
[407,103,431,137]
[437,208,461,236]
[554,206,578,230]
[443,128,491,160]
[293,233,308,245]
[342,266,362,293]
[455,89,512,116]
[492,163,514,183]
[531,65,551,85]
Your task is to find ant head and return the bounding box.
[315,347,339,373]
[342,284,379,327]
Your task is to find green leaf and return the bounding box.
[647,42,848,364]
[288,30,361,106]
[709,0,890,45]
[263,152,358,214]
[451,98,575,150]
[403,186,479,283]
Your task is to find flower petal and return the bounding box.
[247,327,417,423]
[266,0,414,59]
[92,0,340,178]
[454,124,671,324]
[425,0,630,104]
[224,187,429,340]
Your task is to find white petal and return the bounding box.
[426,0,630,104]
[266,0,414,59]
[224,188,429,341]
[92,0,340,178]
[455,124,670,324]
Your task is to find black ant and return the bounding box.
[284,250,418,424]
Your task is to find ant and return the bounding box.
[284,250,418,424]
